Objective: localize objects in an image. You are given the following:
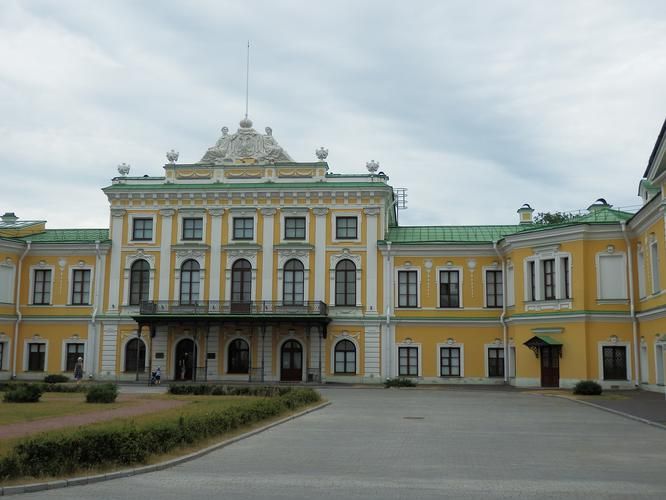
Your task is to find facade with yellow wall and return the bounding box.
[1,116,666,390]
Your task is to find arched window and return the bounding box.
[231,259,252,303]
[283,259,304,305]
[180,259,200,304]
[228,339,250,374]
[129,259,150,306]
[335,260,356,306]
[334,339,356,374]
[125,338,146,372]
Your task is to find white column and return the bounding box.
[313,208,329,302]
[158,209,175,301]
[261,208,276,301]
[364,207,380,314]
[151,325,168,378]
[208,209,224,301]
[107,209,125,312]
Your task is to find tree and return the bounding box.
[533,211,576,225]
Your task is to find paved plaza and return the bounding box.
[19,387,666,499]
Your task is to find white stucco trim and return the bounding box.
[276,336,307,382]
[332,211,361,243]
[279,207,310,243]
[228,208,258,243]
[127,212,157,245]
[482,264,503,309]
[67,264,94,305]
[60,337,88,372]
[484,342,505,378]
[329,249,362,308]
[119,335,147,373]
[223,335,252,375]
[176,208,207,244]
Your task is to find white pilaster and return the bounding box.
[151,325,168,378]
[364,207,380,314]
[313,208,329,302]
[101,325,118,376]
[208,209,224,301]
[158,209,175,301]
[206,325,220,380]
[261,208,276,301]
[364,324,381,379]
[107,209,125,311]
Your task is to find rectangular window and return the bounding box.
[71,269,91,305]
[233,217,254,240]
[182,217,203,240]
[543,259,555,300]
[284,217,306,240]
[336,217,357,239]
[528,261,536,301]
[33,269,52,305]
[603,346,627,380]
[0,342,3,370]
[598,254,627,299]
[66,343,85,371]
[0,265,14,303]
[650,242,660,294]
[439,270,460,308]
[486,270,503,308]
[488,347,504,377]
[562,257,570,299]
[440,347,461,377]
[398,346,418,376]
[132,218,153,241]
[398,270,418,307]
[28,343,45,371]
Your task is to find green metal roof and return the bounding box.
[383,225,525,244]
[12,229,110,244]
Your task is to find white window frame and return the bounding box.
[61,338,88,372]
[330,336,361,375]
[523,249,572,302]
[483,265,503,308]
[396,342,421,377]
[395,266,421,309]
[484,343,505,378]
[596,252,628,300]
[23,339,48,372]
[597,340,631,382]
[177,209,207,243]
[0,335,9,371]
[123,252,156,307]
[650,239,660,294]
[437,342,464,377]
[128,213,156,244]
[436,266,464,309]
[280,208,310,243]
[637,245,646,298]
[506,263,515,307]
[28,264,55,305]
[228,208,258,243]
[277,256,310,304]
[68,265,94,306]
[332,212,361,243]
[0,259,16,304]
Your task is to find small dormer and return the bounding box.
[517,203,534,225]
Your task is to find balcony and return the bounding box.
[139,300,328,318]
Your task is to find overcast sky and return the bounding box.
[1,0,665,229]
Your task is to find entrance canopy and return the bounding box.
[524,335,562,358]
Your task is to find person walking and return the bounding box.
[155,366,161,385]
[74,357,84,383]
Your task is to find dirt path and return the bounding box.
[0,396,187,440]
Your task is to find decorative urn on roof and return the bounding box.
[316,147,329,160]
[366,160,379,173]
[166,149,179,164]
[117,163,130,177]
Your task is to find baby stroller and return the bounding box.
[149,370,158,385]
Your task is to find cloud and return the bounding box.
[0,0,664,227]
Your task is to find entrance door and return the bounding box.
[540,346,560,387]
[281,340,303,382]
[175,339,197,381]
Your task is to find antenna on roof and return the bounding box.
[393,187,408,225]
[245,41,250,121]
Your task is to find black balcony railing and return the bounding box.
[139,300,328,317]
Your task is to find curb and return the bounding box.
[549,394,666,431]
[0,400,331,496]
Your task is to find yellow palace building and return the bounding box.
[1,115,666,391]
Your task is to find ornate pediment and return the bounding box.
[200,118,293,164]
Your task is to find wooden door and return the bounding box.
[175,339,196,381]
[540,346,560,388]
[280,340,303,382]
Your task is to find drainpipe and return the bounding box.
[13,241,31,379]
[385,241,393,378]
[493,241,509,383]
[621,221,640,387]
[89,241,101,378]
[91,241,101,325]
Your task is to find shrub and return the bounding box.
[384,377,416,388]
[573,380,602,395]
[86,383,118,403]
[44,374,69,384]
[0,388,321,480]
[3,384,43,403]
[168,384,292,397]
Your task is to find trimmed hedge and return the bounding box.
[86,383,118,403]
[0,388,320,480]
[573,380,603,395]
[44,374,69,384]
[384,377,416,388]
[3,384,43,403]
[169,384,294,397]
[0,382,86,394]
